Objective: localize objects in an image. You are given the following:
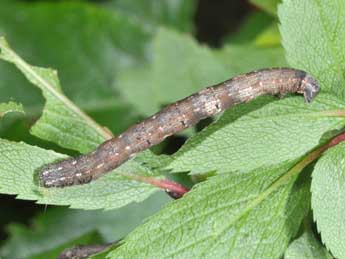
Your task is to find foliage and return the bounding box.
[0,0,344,258]
[284,230,333,259]
[311,142,345,259]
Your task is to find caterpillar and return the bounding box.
[39,68,320,187]
[58,243,114,259]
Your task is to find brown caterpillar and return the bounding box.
[39,68,320,187]
[57,242,114,259]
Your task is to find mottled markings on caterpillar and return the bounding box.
[39,68,321,188]
[96,163,104,169]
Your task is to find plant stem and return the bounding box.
[119,173,190,199]
[265,131,345,199]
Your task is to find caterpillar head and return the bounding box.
[300,74,320,103]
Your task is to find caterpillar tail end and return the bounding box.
[39,158,92,188]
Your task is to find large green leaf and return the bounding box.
[109,163,310,258]
[167,94,345,175]
[119,28,228,116]
[311,142,345,258]
[285,231,333,259]
[0,192,170,259]
[119,28,287,116]
[279,0,345,98]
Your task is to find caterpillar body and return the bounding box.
[39,68,320,187]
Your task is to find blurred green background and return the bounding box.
[0,0,282,258]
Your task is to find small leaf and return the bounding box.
[167,94,345,175]
[0,101,24,118]
[0,37,108,153]
[0,139,159,210]
[109,163,310,258]
[279,0,345,98]
[285,231,333,259]
[311,141,345,258]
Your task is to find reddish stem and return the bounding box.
[281,131,345,182]
[305,131,345,164]
[121,173,189,199]
[322,132,345,150]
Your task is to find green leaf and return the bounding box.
[0,36,110,152]
[105,0,196,32]
[119,28,228,116]
[215,43,287,74]
[167,94,345,175]
[0,192,170,259]
[0,101,23,118]
[0,9,164,211]
[0,1,149,138]
[109,163,310,258]
[119,28,287,116]
[311,141,345,258]
[250,0,280,16]
[279,0,345,98]
[0,139,160,210]
[285,231,333,259]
